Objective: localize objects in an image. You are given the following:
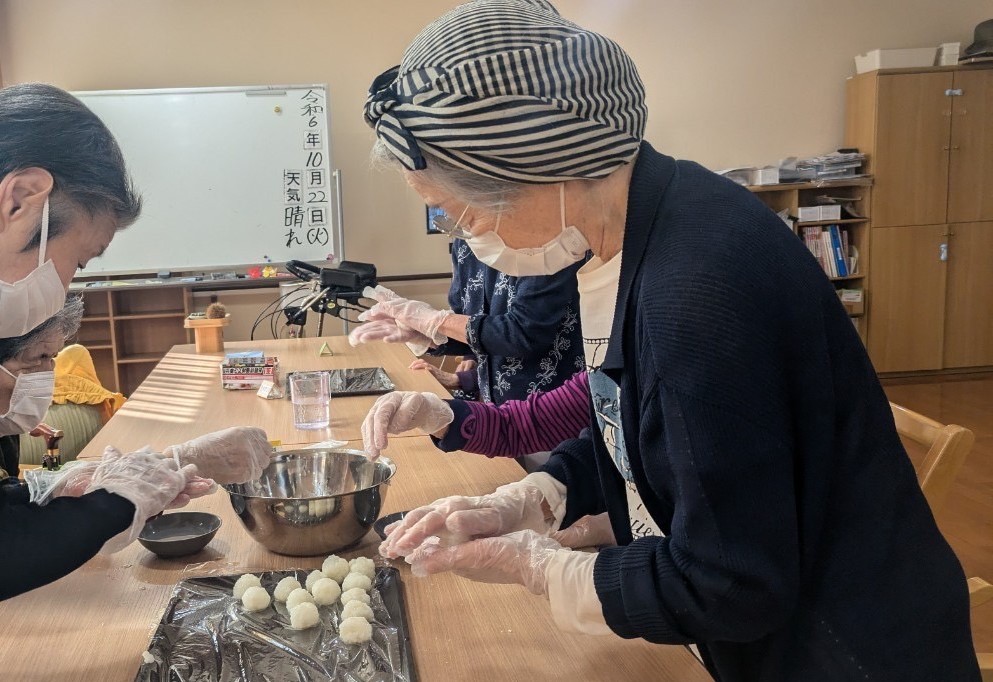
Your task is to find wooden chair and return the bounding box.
[889,402,990,678]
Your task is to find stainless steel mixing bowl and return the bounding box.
[224,449,396,556]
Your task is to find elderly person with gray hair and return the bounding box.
[369,2,979,680]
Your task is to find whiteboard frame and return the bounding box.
[74,84,344,278]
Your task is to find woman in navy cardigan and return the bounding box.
[366,1,979,679]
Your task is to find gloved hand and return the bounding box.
[550,513,616,549]
[409,359,461,390]
[347,318,434,350]
[85,446,198,554]
[163,426,271,484]
[406,529,565,595]
[26,456,218,508]
[362,391,455,459]
[380,480,552,559]
[360,286,450,345]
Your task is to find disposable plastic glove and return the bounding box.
[26,456,218,508]
[163,426,271,484]
[347,319,434,354]
[550,513,616,549]
[406,529,565,595]
[360,286,450,345]
[85,446,197,554]
[380,480,551,559]
[361,391,454,459]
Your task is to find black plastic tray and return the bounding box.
[135,567,416,682]
[289,368,396,397]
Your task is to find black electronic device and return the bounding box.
[279,260,378,334]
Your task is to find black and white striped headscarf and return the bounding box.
[364,0,647,184]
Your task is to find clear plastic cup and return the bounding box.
[289,371,330,430]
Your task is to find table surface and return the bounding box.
[79,337,450,457]
[3,338,707,682]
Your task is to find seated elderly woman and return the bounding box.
[0,296,85,479]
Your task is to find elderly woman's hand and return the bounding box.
[361,391,454,459]
[360,286,451,345]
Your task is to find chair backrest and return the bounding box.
[890,402,975,514]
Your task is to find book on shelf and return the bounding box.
[802,224,856,279]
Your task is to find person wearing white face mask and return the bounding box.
[0,83,276,599]
[362,2,979,680]
[349,190,586,431]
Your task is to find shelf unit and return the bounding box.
[746,179,872,341]
[73,287,193,395]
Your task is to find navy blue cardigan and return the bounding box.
[541,143,979,681]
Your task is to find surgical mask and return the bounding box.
[464,185,589,277]
[0,365,54,436]
[0,199,67,338]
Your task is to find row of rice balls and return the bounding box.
[233,555,378,643]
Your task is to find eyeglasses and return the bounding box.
[429,206,474,240]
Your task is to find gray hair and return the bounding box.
[0,296,85,364]
[371,139,523,214]
[0,83,142,249]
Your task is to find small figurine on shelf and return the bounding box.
[184,302,230,353]
[261,265,278,278]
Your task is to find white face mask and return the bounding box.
[0,199,68,338]
[0,365,54,436]
[464,185,590,277]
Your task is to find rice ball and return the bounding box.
[349,556,376,581]
[241,586,271,612]
[305,569,326,592]
[273,576,302,602]
[289,601,320,630]
[339,616,373,644]
[233,574,262,600]
[286,587,316,611]
[340,587,371,607]
[341,572,372,593]
[322,555,350,584]
[341,600,374,622]
[311,578,342,606]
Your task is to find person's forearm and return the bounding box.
[438,313,470,344]
[0,489,135,600]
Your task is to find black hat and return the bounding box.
[963,18,993,59]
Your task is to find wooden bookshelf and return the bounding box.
[73,287,193,395]
[746,179,872,344]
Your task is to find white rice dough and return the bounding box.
[305,569,326,592]
[273,576,302,602]
[348,556,376,581]
[341,600,374,622]
[241,586,271,612]
[286,587,316,611]
[322,555,350,584]
[289,601,320,630]
[340,587,371,607]
[232,574,262,600]
[311,578,342,606]
[339,616,373,644]
[341,572,372,593]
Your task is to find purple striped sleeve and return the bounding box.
[434,372,591,457]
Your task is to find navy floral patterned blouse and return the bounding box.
[432,240,586,404]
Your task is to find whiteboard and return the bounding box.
[74,85,340,275]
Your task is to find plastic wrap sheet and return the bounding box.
[136,568,415,682]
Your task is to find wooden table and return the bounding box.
[78,337,449,456]
[1,338,708,682]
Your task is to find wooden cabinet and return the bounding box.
[75,287,191,395]
[944,222,993,368]
[867,225,947,372]
[846,65,993,373]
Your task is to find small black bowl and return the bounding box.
[373,511,407,541]
[139,512,221,558]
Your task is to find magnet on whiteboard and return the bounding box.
[274,106,282,113]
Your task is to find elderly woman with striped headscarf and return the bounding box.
[370,2,979,680]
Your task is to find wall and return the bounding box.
[0,0,988,280]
